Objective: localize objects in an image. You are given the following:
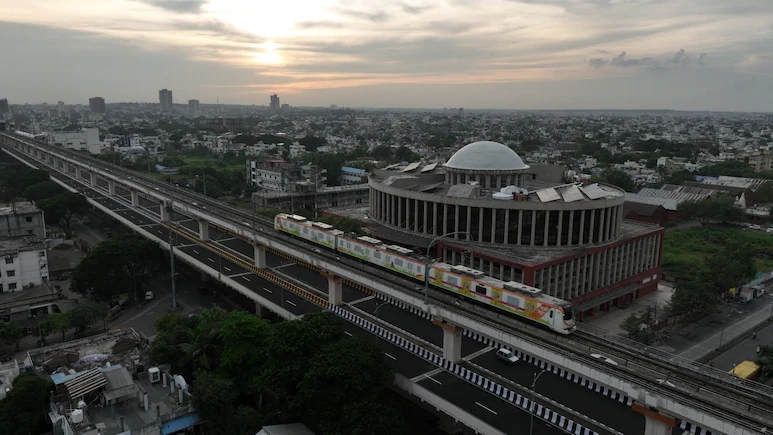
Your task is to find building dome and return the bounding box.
[444,141,529,171]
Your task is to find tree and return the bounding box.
[191,371,241,435]
[677,196,745,225]
[69,302,104,333]
[703,240,756,294]
[299,338,404,434]
[22,181,64,202]
[0,321,22,351]
[49,312,72,342]
[70,235,165,302]
[599,169,636,192]
[37,193,90,238]
[217,311,270,394]
[0,373,55,435]
[372,145,392,160]
[620,304,658,344]
[31,314,54,346]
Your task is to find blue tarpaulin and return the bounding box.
[161,413,201,434]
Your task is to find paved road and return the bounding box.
[710,315,773,372]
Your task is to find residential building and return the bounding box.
[47,127,100,151]
[0,202,46,238]
[0,237,48,292]
[159,89,173,112]
[340,166,368,185]
[246,159,326,192]
[270,94,280,112]
[0,99,9,114]
[747,151,773,172]
[89,97,106,114]
[188,99,200,116]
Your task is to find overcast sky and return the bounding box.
[0,0,772,111]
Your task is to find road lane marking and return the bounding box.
[384,353,397,361]
[193,250,199,254]
[344,331,353,336]
[262,287,271,293]
[475,402,498,415]
[286,300,297,307]
[224,266,231,272]
[208,258,215,263]
[241,276,250,282]
[426,376,442,385]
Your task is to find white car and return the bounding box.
[750,224,761,231]
[145,291,155,301]
[766,228,773,234]
[495,348,520,365]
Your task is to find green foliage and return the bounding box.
[317,214,364,235]
[37,193,90,238]
[49,312,72,341]
[620,305,658,344]
[68,303,104,333]
[298,135,327,152]
[70,235,165,302]
[0,321,22,350]
[697,160,773,180]
[22,181,65,202]
[677,195,745,225]
[0,373,55,435]
[758,345,773,376]
[150,310,404,434]
[597,169,636,192]
[0,164,51,203]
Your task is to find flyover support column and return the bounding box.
[254,301,264,317]
[254,245,266,269]
[197,219,210,242]
[321,272,342,306]
[433,319,462,363]
[160,202,170,222]
[75,166,82,180]
[632,403,675,435]
[130,190,139,207]
[89,172,97,187]
[107,180,116,196]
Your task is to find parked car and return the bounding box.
[495,348,520,365]
[750,224,762,231]
[766,228,773,234]
[145,291,155,301]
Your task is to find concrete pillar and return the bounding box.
[444,204,450,235]
[162,373,167,387]
[632,404,675,435]
[454,204,459,236]
[516,210,523,245]
[477,207,484,242]
[324,273,342,305]
[503,209,510,244]
[160,203,170,222]
[433,203,438,235]
[75,166,82,180]
[434,319,462,363]
[423,200,428,234]
[490,209,496,243]
[397,196,402,228]
[579,210,586,245]
[171,379,176,393]
[589,209,596,244]
[414,199,419,232]
[130,190,139,207]
[557,210,564,246]
[63,161,69,173]
[466,206,472,239]
[543,210,550,247]
[198,219,210,241]
[89,172,96,187]
[254,245,266,268]
[107,180,116,196]
[144,392,149,411]
[47,305,53,314]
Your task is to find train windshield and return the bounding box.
[563,306,574,321]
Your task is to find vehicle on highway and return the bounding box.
[495,348,520,365]
[145,291,154,301]
[274,213,576,334]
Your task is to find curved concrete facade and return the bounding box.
[368,177,626,248]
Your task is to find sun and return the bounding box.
[254,41,283,65]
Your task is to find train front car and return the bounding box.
[557,303,577,334]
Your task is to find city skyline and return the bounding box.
[0,0,772,111]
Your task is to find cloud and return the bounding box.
[610,51,654,67]
[400,3,430,14]
[134,0,206,14]
[588,58,608,68]
[169,19,263,43]
[669,48,688,65]
[331,7,391,23]
[294,21,344,30]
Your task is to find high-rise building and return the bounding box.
[269,94,280,112]
[0,99,9,114]
[57,101,66,117]
[188,99,200,116]
[159,89,173,112]
[89,97,106,114]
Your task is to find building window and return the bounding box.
[4,257,13,264]
[7,270,15,277]
[39,251,45,257]
[25,216,33,222]
[8,283,17,290]
[27,230,34,235]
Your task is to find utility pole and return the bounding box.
[167,201,177,309]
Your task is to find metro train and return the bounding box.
[274,213,576,334]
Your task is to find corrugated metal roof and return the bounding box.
[624,193,679,211]
[65,367,106,400]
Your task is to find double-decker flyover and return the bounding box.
[2,131,772,435]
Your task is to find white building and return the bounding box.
[0,237,49,292]
[0,202,46,239]
[47,128,99,151]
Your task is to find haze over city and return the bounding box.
[1,0,772,110]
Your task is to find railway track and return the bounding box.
[4,133,773,433]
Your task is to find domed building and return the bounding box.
[367,141,664,319]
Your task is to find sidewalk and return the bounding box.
[678,295,773,361]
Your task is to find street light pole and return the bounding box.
[374,301,389,346]
[167,201,177,309]
[424,231,473,313]
[529,370,548,435]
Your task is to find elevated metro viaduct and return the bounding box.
[2,131,770,435]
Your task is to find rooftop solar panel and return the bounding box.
[402,162,421,172]
[536,188,561,202]
[420,162,438,173]
[580,184,608,200]
[559,185,584,202]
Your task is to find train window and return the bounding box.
[447,276,458,286]
[394,258,403,267]
[407,263,412,271]
[373,251,381,259]
[354,245,362,252]
[549,310,553,318]
[505,294,519,306]
[474,285,487,295]
[563,307,574,320]
[302,228,308,234]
